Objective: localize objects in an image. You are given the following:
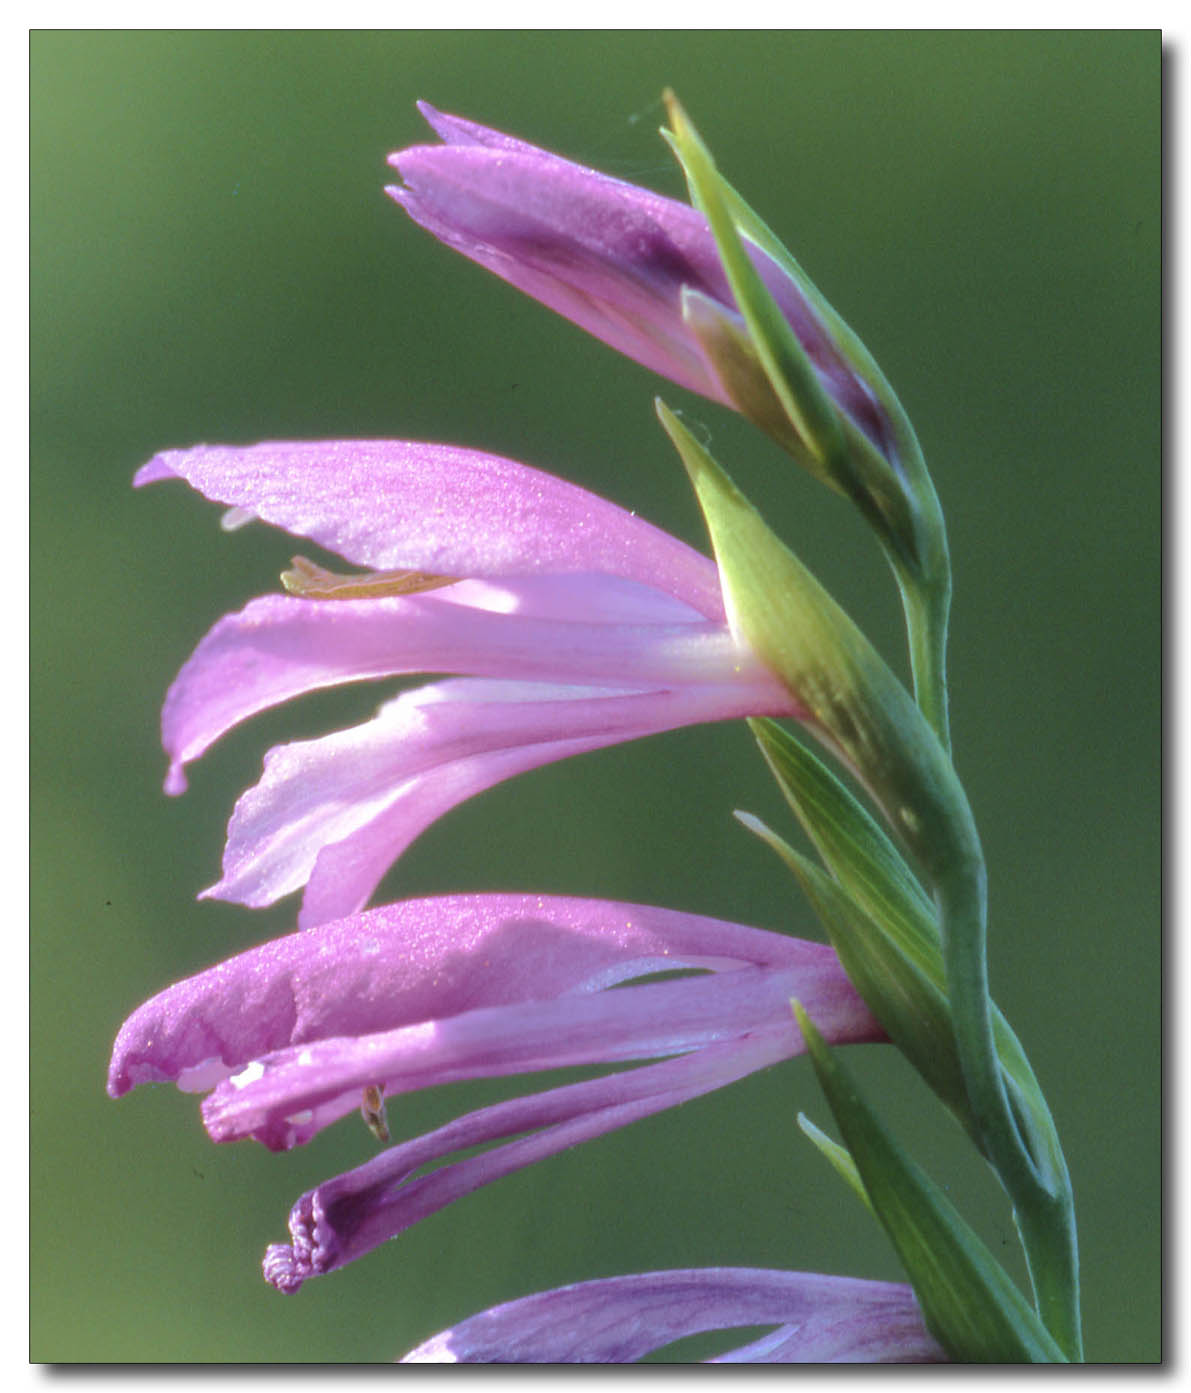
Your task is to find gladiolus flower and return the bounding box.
[137,440,798,927]
[400,1267,946,1363]
[107,893,883,1290]
[387,103,896,466]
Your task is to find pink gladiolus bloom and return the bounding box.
[401,1267,946,1363]
[387,103,894,461]
[137,440,798,928]
[107,894,883,1291]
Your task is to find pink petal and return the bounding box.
[135,439,724,620]
[414,100,555,154]
[264,1039,788,1292]
[107,892,820,1100]
[389,144,728,398]
[388,105,891,453]
[202,960,878,1148]
[160,581,774,794]
[203,677,793,925]
[401,1267,945,1363]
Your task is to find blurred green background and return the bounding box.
[30,31,1159,1363]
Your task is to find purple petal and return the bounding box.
[201,960,879,1148]
[135,439,724,621]
[202,677,793,925]
[159,579,781,794]
[107,892,822,1099]
[400,1267,945,1363]
[389,143,732,399]
[264,1039,788,1292]
[415,100,547,154]
[388,106,890,453]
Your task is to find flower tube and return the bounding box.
[107,893,883,1288]
[138,440,797,927]
[400,1267,946,1363]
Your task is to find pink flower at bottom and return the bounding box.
[401,1267,946,1363]
[107,893,883,1291]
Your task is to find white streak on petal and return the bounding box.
[229,1060,266,1089]
[175,1057,231,1094]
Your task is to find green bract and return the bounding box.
[745,718,1066,1179]
[738,810,972,1133]
[793,1004,1068,1364]
[657,400,967,886]
[796,1112,873,1216]
[664,95,912,558]
[663,91,953,750]
[661,404,1080,1356]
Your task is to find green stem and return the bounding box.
[891,549,952,757]
[934,842,1083,1360]
[1015,1182,1084,1362]
[877,505,1081,1355]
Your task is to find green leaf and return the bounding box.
[796,1112,874,1216]
[656,400,966,891]
[656,394,1076,1341]
[742,719,1072,1193]
[663,96,846,478]
[792,1003,1068,1364]
[680,287,812,467]
[738,810,972,1135]
[705,158,930,505]
[662,91,926,577]
[749,716,940,978]
[662,91,954,750]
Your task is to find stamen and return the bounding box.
[281,555,458,600]
[361,1084,390,1143]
